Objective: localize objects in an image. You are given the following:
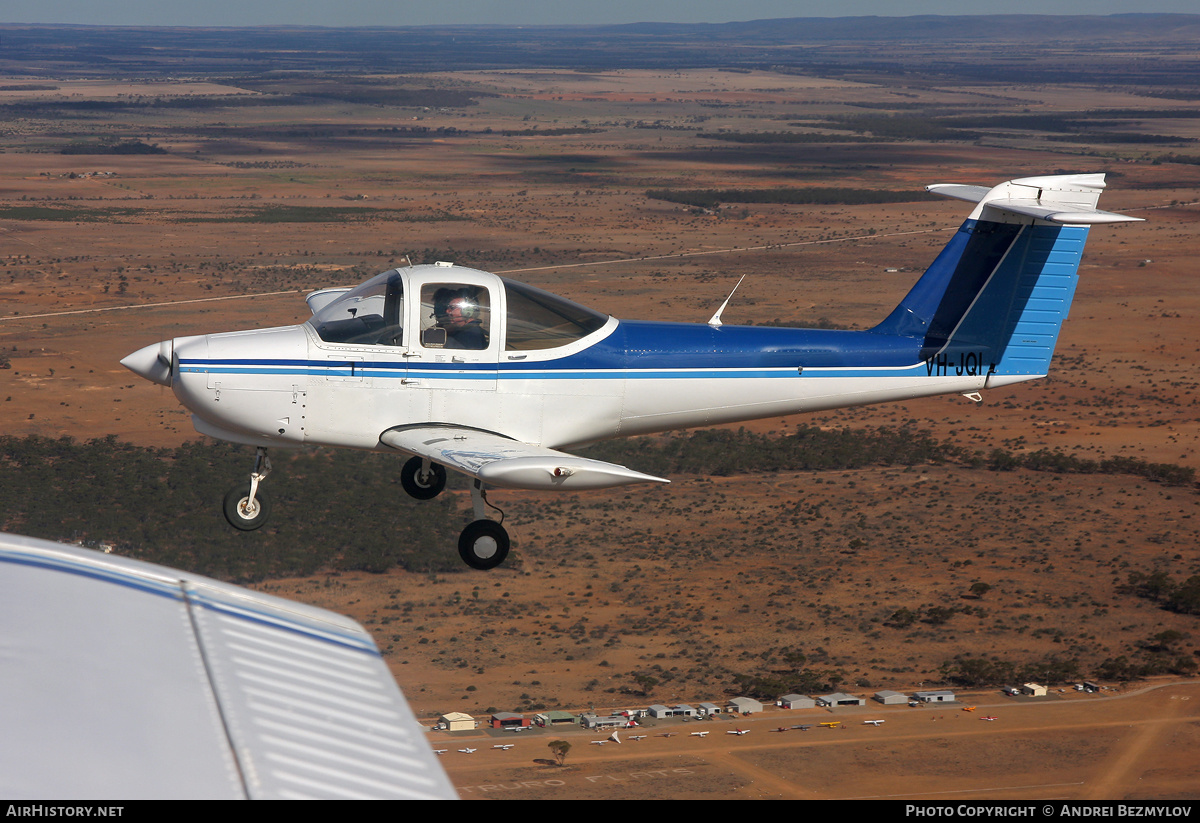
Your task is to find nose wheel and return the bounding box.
[223,447,272,531]
[459,481,510,570]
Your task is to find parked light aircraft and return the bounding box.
[863,720,885,726]
[121,174,1138,570]
[690,731,710,738]
[727,728,749,736]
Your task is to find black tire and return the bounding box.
[458,520,510,570]
[400,456,447,500]
[223,484,271,531]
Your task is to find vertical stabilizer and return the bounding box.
[872,173,1140,385]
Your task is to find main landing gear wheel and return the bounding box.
[400,457,447,500]
[223,483,272,531]
[458,520,510,570]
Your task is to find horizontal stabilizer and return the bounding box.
[380,426,669,491]
[927,173,1142,225]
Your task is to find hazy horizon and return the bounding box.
[3,2,1198,28]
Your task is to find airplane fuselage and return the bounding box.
[171,308,999,455]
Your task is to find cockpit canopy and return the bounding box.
[307,265,609,352]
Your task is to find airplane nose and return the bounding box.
[120,339,174,387]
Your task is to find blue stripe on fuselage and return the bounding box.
[178,321,927,382]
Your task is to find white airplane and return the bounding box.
[863,720,885,726]
[690,731,710,738]
[493,744,515,750]
[458,748,477,754]
[629,735,647,741]
[122,174,1139,570]
[727,728,749,736]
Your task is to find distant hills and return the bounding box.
[609,13,1200,42]
[2,15,1200,76]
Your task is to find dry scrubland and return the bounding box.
[1,47,1199,798]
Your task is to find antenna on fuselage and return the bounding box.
[707,274,746,328]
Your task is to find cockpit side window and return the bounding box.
[503,278,608,351]
[419,283,491,350]
[310,271,404,346]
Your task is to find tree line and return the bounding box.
[0,429,1191,582]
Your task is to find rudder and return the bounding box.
[873,173,1139,385]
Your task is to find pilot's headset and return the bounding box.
[443,289,480,321]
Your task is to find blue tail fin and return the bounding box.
[873,174,1140,384]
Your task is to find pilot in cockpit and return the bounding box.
[433,287,487,350]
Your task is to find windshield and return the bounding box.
[503,278,608,351]
[309,270,404,346]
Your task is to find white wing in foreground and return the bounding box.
[380,426,669,491]
[0,534,457,800]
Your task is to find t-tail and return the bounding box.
[872,173,1141,388]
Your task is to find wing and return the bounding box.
[379,425,669,491]
[0,533,457,800]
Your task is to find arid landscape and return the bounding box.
[1,19,1199,799]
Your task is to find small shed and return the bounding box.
[818,692,865,707]
[1021,683,1048,697]
[491,712,530,729]
[648,704,697,719]
[727,697,764,715]
[534,711,577,727]
[581,714,629,729]
[913,690,956,703]
[439,712,476,732]
[778,694,816,710]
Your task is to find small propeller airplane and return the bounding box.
[863,719,885,726]
[492,743,515,750]
[690,731,710,738]
[727,728,749,736]
[122,174,1139,570]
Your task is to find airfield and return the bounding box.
[1,22,1199,799]
[428,682,1200,800]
